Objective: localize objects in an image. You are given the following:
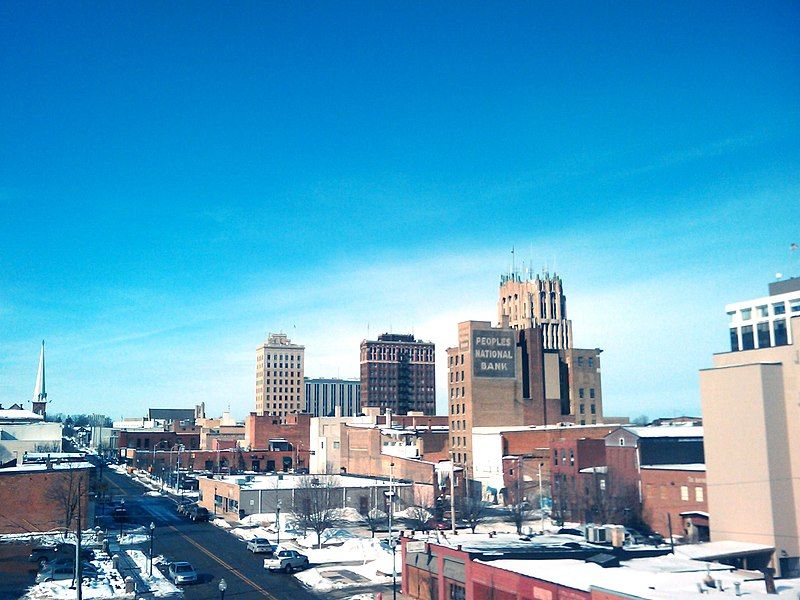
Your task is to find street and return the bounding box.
[101,467,318,600]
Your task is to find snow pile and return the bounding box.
[302,537,386,564]
[296,528,357,548]
[118,532,149,546]
[395,506,432,521]
[332,507,365,523]
[144,491,162,497]
[23,556,127,599]
[231,526,273,541]
[295,556,399,593]
[127,549,181,597]
[211,518,231,529]
[240,513,275,526]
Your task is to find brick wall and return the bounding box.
[0,466,93,534]
[245,413,310,452]
[640,467,708,538]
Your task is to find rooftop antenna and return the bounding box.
[511,246,516,278]
[791,242,798,277]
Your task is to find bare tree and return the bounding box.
[292,476,340,548]
[457,496,489,533]
[44,466,88,538]
[363,508,388,538]
[404,505,433,531]
[505,502,531,535]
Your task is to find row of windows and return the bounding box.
[449,370,465,382]
[578,403,597,414]
[575,356,595,368]
[450,403,466,415]
[448,354,466,366]
[578,388,596,399]
[450,387,467,399]
[730,318,789,351]
[734,300,800,321]
[451,419,466,430]
[645,483,704,502]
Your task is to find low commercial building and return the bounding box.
[0,406,63,466]
[640,464,708,541]
[197,472,411,519]
[401,533,786,600]
[244,412,310,454]
[0,461,94,534]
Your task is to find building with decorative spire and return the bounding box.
[31,340,48,418]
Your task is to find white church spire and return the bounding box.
[32,340,47,403]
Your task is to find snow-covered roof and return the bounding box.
[0,461,94,474]
[579,466,608,474]
[641,463,705,471]
[674,541,774,560]
[0,409,44,422]
[473,423,616,436]
[622,426,704,438]
[214,473,411,491]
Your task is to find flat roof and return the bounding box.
[473,423,617,435]
[674,541,774,560]
[620,426,704,438]
[0,461,94,474]
[641,463,705,472]
[212,473,411,491]
[0,409,44,421]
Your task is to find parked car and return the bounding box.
[246,538,275,554]
[168,561,198,585]
[264,549,309,573]
[176,501,195,515]
[188,505,209,522]
[29,544,94,568]
[36,563,99,583]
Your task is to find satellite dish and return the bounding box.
[776,273,783,280]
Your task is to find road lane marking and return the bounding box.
[104,471,275,598]
[168,525,275,599]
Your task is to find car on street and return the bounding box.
[36,563,99,583]
[168,561,198,585]
[264,549,309,573]
[246,538,275,554]
[176,500,195,515]
[29,544,94,568]
[187,505,209,522]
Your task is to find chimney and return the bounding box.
[334,405,342,418]
[386,408,393,428]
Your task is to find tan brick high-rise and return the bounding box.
[255,333,305,417]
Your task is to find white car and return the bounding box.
[264,549,309,573]
[168,561,198,585]
[246,538,275,554]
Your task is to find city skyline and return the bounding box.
[1,3,798,419]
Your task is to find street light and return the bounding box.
[276,499,282,547]
[148,522,155,576]
[214,485,218,516]
[218,578,227,600]
[388,462,396,600]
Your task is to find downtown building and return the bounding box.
[700,276,800,577]
[447,271,607,493]
[255,333,305,417]
[360,333,436,415]
[304,377,361,417]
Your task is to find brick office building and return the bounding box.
[0,461,94,534]
[244,412,310,454]
[640,464,708,541]
[360,333,436,415]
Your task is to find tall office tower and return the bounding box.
[498,270,572,349]
[255,333,305,417]
[496,271,603,424]
[700,276,800,577]
[305,378,361,417]
[360,333,436,415]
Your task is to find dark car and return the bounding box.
[188,505,209,522]
[29,544,94,568]
[176,501,195,515]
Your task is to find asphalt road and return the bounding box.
[101,467,318,600]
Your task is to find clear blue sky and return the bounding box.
[1,2,798,419]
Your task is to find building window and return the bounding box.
[774,320,788,346]
[579,388,584,399]
[553,450,558,466]
[741,325,755,350]
[730,328,740,351]
[772,302,785,315]
[577,356,583,366]
[757,322,771,348]
[791,299,800,313]
[588,357,594,367]
[590,404,596,414]
[681,485,689,501]
[449,583,465,600]
[333,441,340,449]
[569,450,574,466]
[757,305,768,318]
[695,486,704,502]
[579,404,584,414]
[589,388,595,399]
[741,308,752,320]
[619,438,625,446]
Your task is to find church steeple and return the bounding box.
[32,340,48,418]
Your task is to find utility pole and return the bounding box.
[538,462,544,534]
[449,451,457,534]
[388,462,396,600]
[76,478,83,600]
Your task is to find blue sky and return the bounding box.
[0,2,798,419]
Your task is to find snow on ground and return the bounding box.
[300,538,386,564]
[332,507,365,523]
[211,518,231,529]
[296,528,358,548]
[145,491,162,497]
[118,532,150,545]
[240,513,275,526]
[394,506,432,521]
[127,550,181,597]
[0,529,105,547]
[231,526,273,541]
[23,556,127,599]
